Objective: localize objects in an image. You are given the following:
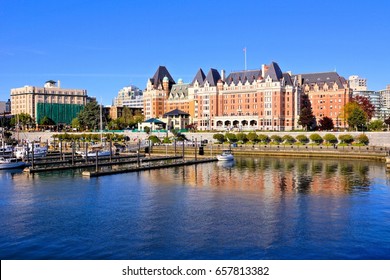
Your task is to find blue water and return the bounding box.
[1,157,390,260]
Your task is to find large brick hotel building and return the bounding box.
[143,62,352,131]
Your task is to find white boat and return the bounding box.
[217,149,234,161]
[14,142,48,159]
[0,143,13,154]
[0,157,27,170]
[79,150,112,158]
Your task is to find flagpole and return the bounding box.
[244,47,247,71]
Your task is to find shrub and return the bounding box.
[355,134,369,145]
[225,132,237,143]
[257,134,270,144]
[282,135,296,144]
[270,135,283,144]
[368,120,384,131]
[338,134,354,145]
[148,135,161,144]
[296,134,309,144]
[323,133,338,144]
[213,133,225,144]
[162,136,171,144]
[309,133,323,144]
[236,132,248,143]
[247,132,258,143]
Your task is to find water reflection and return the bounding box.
[142,156,381,196]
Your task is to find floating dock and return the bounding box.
[82,158,217,178]
[23,155,183,174]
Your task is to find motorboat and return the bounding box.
[217,149,234,161]
[0,157,27,170]
[0,143,13,155]
[79,150,111,158]
[14,142,48,159]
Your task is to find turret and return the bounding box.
[163,76,170,97]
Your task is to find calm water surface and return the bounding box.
[1,156,390,260]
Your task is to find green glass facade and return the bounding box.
[36,103,84,125]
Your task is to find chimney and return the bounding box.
[57,80,61,88]
[221,69,225,81]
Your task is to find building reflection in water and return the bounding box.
[141,156,382,196]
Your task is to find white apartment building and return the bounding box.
[113,85,143,109]
[349,75,367,91]
[379,85,390,119]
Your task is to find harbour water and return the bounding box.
[1,156,390,260]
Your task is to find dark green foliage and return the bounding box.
[282,135,296,144]
[347,106,367,130]
[338,134,354,144]
[246,132,258,143]
[257,134,270,144]
[296,134,309,144]
[39,116,56,126]
[213,133,225,143]
[270,135,282,144]
[236,132,248,143]
[77,101,104,131]
[148,135,161,144]
[368,120,384,131]
[298,94,316,130]
[355,134,369,145]
[323,133,338,144]
[225,132,238,143]
[309,133,323,144]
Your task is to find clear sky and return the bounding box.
[1,0,389,105]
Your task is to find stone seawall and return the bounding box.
[17,131,390,147]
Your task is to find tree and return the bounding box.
[347,106,367,131]
[339,134,354,145]
[77,101,102,131]
[246,132,258,143]
[186,123,197,132]
[309,133,323,144]
[282,135,296,144]
[323,133,338,145]
[107,119,121,130]
[318,116,334,131]
[213,133,225,144]
[11,113,34,130]
[298,94,316,130]
[225,132,237,143]
[71,118,80,131]
[368,120,384,131]
[144,126,151,134]
[270,135,282,144]
[257,134,270,144]
[132,110,144,127]
[385,116,390,131]
[162,136,171,144]
[352,95,375,120]
[236,132,248,143]
[355,134,369,145]
[296,134,309,144]
[148,135,161,145]
[40,116,55,126]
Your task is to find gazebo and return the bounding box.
[162,109,190,131]
[139,118,166,131]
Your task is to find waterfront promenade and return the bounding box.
[17,131,390,148]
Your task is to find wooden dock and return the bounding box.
[82,158,217,178]
[23,155,184,174]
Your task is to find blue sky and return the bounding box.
[1,0,389,105]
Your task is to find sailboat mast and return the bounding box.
[100,100,103,142]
